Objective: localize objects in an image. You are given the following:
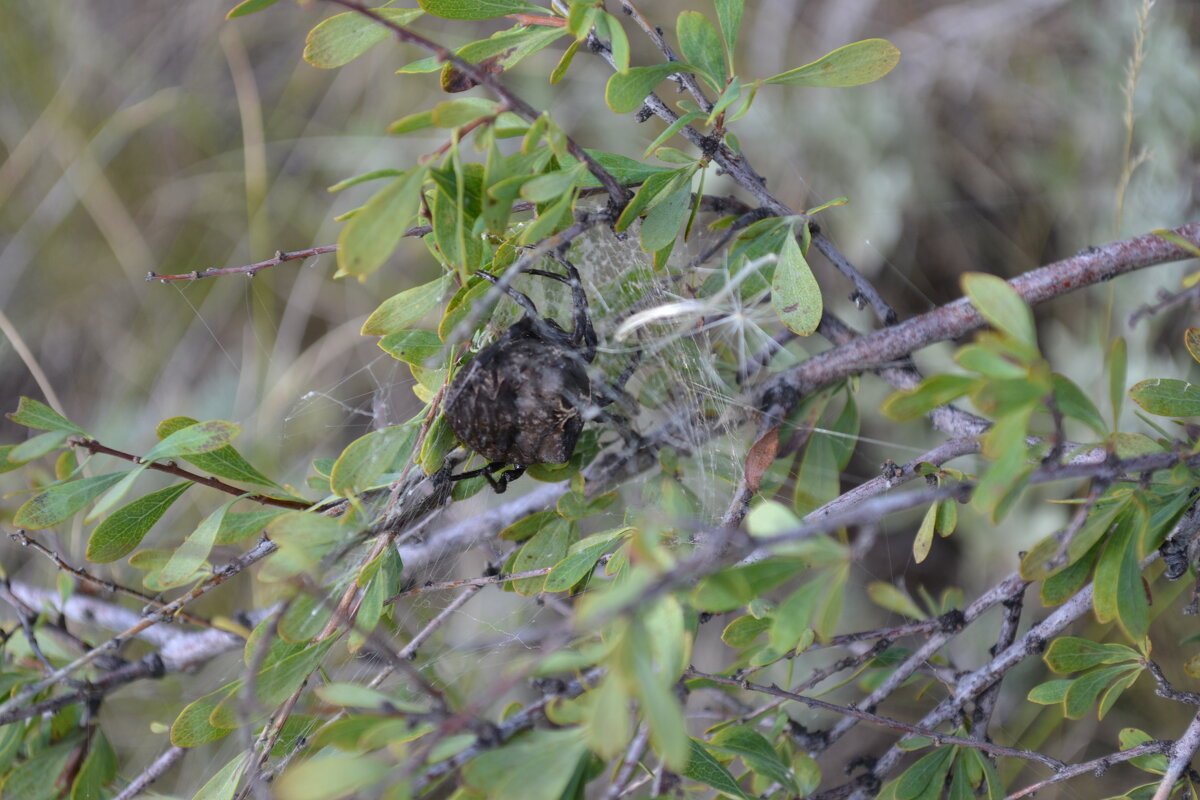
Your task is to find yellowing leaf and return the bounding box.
[771,232,822,335]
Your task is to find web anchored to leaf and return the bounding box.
[5,3,1200,800]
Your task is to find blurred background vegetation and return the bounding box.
[0,1,1197,795]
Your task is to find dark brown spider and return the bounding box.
[442,257,603,493]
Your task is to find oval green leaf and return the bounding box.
[418,0,545,20]
[676,11,726,90]
[157,416,277,487]
[362,274,452,336]
[145,420,241,462]
[14,472,126,530]
[606,63,693,114]
[338,167,427,280]
[961,272,1038,351]
[86,482,192,563]
[303,8,424,69]
[771,231,822,335]
[763,38,900,88]
[1129,378,1200,417]
[157,498,237,588]
[329,423,419,497]
[7,396,86,435]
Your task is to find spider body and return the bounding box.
[442,259,599,492]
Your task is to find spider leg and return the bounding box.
[548,254,597,361]
[475,271,541,319]
[448,461,526,494]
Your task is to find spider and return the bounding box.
[442,256,624,493]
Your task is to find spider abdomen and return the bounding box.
[444,327,590,467]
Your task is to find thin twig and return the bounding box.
[1151,707,1200,800]
[72,436,310,510]
[685,668,1064,770]
[8,529,215,628]
[1003,742,1169,800]
[112,746,186,800]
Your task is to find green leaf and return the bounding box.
[215,509,287,545]
[1027,678,1072,705]
[714,0,744,64]
[1098,667,1141,720]
[709,726,797,793]
[510,518,574,595]
[259,512,346,581]
[676,11,726,90]
[772,230,822,335]
[643,111,704,158]
[640,182,693,253]
[606,63,693,114]
[275,753,389,800]
[683,738,753,800]
[550,36,582,83]
[418,0,546,20]
[568,148,676,186]
[70,727,117,800]
[303,8,424,68]
[596,11,629,72]
[1093,506,1150,640]
[14,472,125,529]
[692,560,803,612]
[1063,665,1132,719]
[867,582,926,620]
[190,753,246,800]
[745,499,800,537]
[1108,337,1127,427]
[960,272,1038,351]
[1043,637,1139,672]
[388,109,435,135]
[463,729,589,800]
[8,430,70,463]
[764,38,900,87]
[211,640,336,729]
[615,167,690,232]
[379,329,444,366]
[338,168,427,280]
[86,482,192,563]
[145,420,241,462]
[895,746,955,800]
[171,683,239,747]
[431,97,502,128]
[545,529,627,592]
[330,424,419,497]
[913,503,938,564]
[228,0,279,19]
[156,498,236,588]
[518,184,574,244]
[954,344,1028,380]
[520,163,588,203]
[793,431,839,516]
[156,417,277,487]
[1051,374,1108,436]
[5,738,83,800]
[7,396,86,435]
[721,615,770,648]
[362,275,453,336]
[1129,378,1200,417]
